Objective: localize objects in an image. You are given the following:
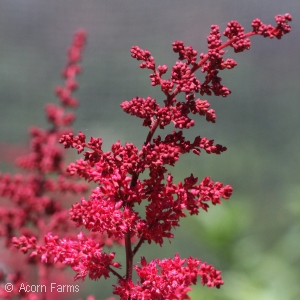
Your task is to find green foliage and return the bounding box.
[188,188,300,299]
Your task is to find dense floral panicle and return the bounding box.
[206,25,222,49]
[149,72,161,87]
[0,206,27,246]
[172,40,185,54]
[140,130,226,169]
[165,130,225,155]
[0,171,88,248]
[121,96,216,129]
[110,140,141,174]
[61,133,146,180]
[221,58,237,70]
[171,61,201,93]
[16,126,65,173]
[120,96,158,127]
[0,173,86,240]
[113,254,223,299]
[70,187,142,239]
[0,171,87,215]
[55,86,78,107]
[68,29,86,63]
[49,30,86,130]
[160,79,175,93]
[130,46,155,70]
[0,30,90,297]
[223,20,251,53]
[131,14,292,102]
[59,131,87,154]
[60,128,229,247]
[8,15,292,297]
[23,232,122,281]
[141,139,180,167]
[158,64,168,75]
[64,138,231,246]
[189,99,216,122]
[12,235,37,254]
[57,30,86,105]
[251,13,292,39]
[138,172,232,245]
[45,103,76,127]
[223,20,245,39]
[0,173,53,211]
[57,14,290,295]
[172,41,198,66]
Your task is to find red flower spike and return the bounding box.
[113,254,224,298]
[7,15,292,299]
[1,30,91,300]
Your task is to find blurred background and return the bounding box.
[0,0,299,299]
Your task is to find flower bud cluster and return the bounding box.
[114,254,223,298]
[130,46,155,70]
[252,13,292,39]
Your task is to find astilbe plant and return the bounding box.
[0,30,92,300]
[11,14,291,299]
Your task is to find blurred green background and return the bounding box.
[0,1,299,299]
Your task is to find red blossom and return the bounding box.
[130,46,155,70]
[54,15,291,293]
[113,254,223,299]
[251,13,292,39]
[70,188,142,240]
[5,14,292,299]
[0,30,90,300]
[30,232,121,281]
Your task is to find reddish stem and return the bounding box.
[125,231,133,280]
